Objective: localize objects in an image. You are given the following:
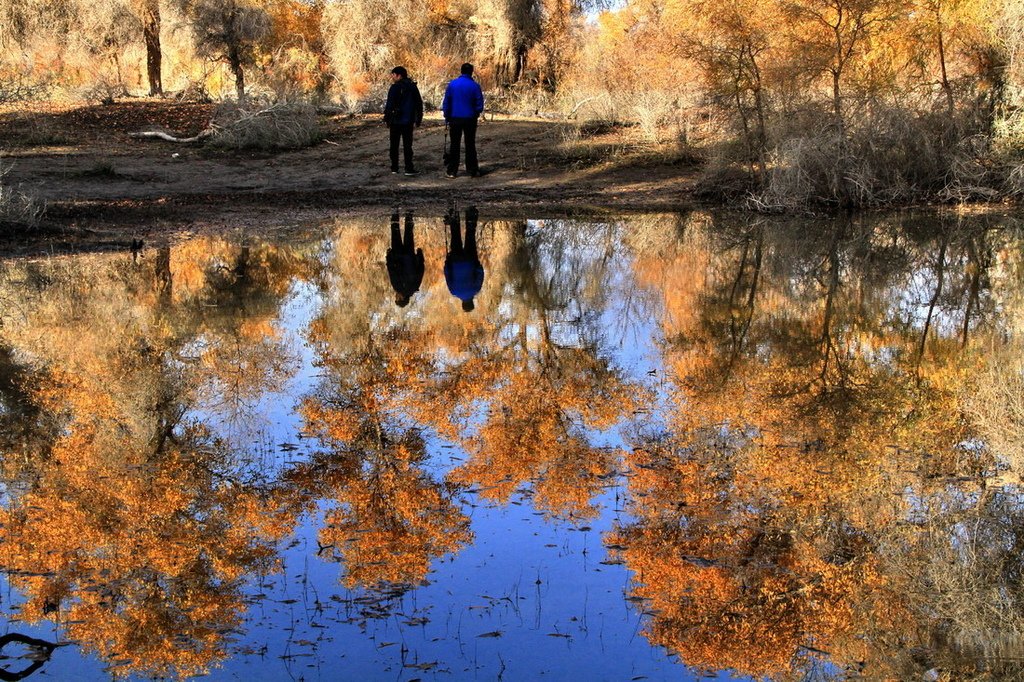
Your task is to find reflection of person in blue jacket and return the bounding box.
[444,206,484,312]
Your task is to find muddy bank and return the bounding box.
[0,101,699,253]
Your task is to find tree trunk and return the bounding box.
[748,45,768,177]
[229,49,246,101]
[935,2,954,120]
[141,0,162,95]
[494,42,528,87]
[831,67,853,208]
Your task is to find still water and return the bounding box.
[0,210,1022,680]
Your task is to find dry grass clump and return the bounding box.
[628,90,683,144]
[174,80,214,104]
[208,102,321,151]
[79,78,129,106]
[0,162,45,230]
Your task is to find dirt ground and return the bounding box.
[0,100,700,253]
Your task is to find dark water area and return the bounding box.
[0,209,1023,680]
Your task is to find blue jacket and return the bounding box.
[444,259,484,301]
[442,75,484,120]
[384,78,423,127]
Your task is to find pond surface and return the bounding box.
[0,210,1023,680]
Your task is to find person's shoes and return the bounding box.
[469,170,481,178]
[391,168,399,174]
[445,172,457,179]
[404,169,418,176]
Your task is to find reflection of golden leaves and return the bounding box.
[443,360,643,520]
[0,408,283,678]
[319,457,473,588]
[297,402,473,589]
[610,443,907,678]
[0,237,316,678]
[617,222,1010,678]
[301,398,362,443]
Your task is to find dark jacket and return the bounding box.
[384,78,424,127]
[441,75,484,120]
[387,248,425,298]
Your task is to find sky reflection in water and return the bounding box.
[0,210,1022,681]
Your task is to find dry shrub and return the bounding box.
[260,48,324,103]
[0,162,45,230]
[208,102,321,150]
[1006,163,1024,197]
[629,90,680,144]
[755,133,838,210]
[749,106,1004,211]
[321,0,471,106]
[0,67,51,104]
[487,85,557,117]
[939,135,1002,202]
[174,79,213,104]
[693,157,760,202]
[964,343,1024,472]
[907,493,1024,678]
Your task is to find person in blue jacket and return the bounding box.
[383,66,423,176]
[444,206,484,312]
[441,63,484,178]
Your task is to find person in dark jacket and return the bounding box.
[441,63,484,178]
[444,206,484,312]
[384,66,424,176]
[387,210,425,307]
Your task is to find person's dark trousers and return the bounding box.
[389,124,415,172]
[447,118,478,176]
[447,210,461,253]
[447,209,477,258]
[392,212,415,251]
[464,207,477,256]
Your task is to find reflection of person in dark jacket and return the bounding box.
[386,211,425,307]
[444,206,484,312]
[383,66,424,176]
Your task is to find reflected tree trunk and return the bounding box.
[156,245,172,303]
[961,235,983,348]
[819,223,843,384]
[727,228,764,371]
[918,229,950,367]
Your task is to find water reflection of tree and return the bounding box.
[296,322,473,590]
[2,213,1020,680]
[293,218,645,590]
[433,220,647,521]
[300,219,647,534]
[617,212,1024,679]
[0,239,310,678]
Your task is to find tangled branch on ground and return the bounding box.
[208,102,322,150]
